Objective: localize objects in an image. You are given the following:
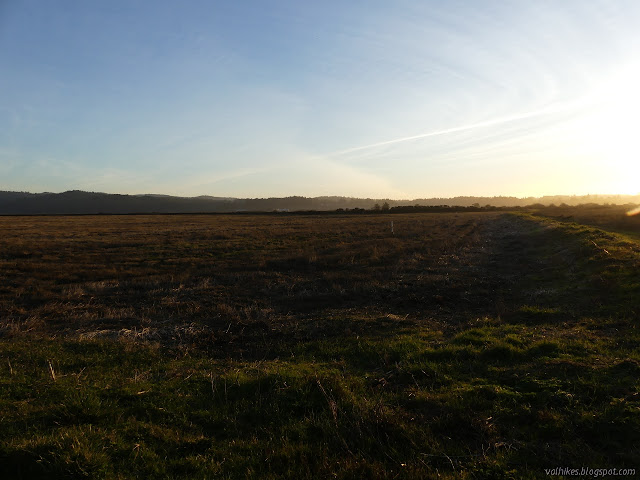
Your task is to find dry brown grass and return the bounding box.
[2,211,639,478]
[0,213,499,353]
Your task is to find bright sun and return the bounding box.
[575,63,640,194]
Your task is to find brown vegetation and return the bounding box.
[0,213,499,354]
[2,210,638,478]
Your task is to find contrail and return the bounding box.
[328,102,577,157]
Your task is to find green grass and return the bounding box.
[1,211,639,478]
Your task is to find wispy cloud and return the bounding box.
[327,100,582,158]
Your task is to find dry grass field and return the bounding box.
[0,210,638,479]
[0,213,497,346]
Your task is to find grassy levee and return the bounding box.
[530,204,640,242]
[0,213,638,479]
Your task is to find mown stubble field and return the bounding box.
[0,211,638,479]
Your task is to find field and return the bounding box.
[1,209,639,479]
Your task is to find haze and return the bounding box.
[1,1,639,199]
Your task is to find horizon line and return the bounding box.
[2,189,639,202]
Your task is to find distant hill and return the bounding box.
[0,190,638,214]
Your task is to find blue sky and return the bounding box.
[2,0,640,198]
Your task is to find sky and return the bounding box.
[1,0,640,199]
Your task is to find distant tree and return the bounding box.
[381,202,390,211]
[373,203,381,211]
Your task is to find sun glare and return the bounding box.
[576,62,640,194]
